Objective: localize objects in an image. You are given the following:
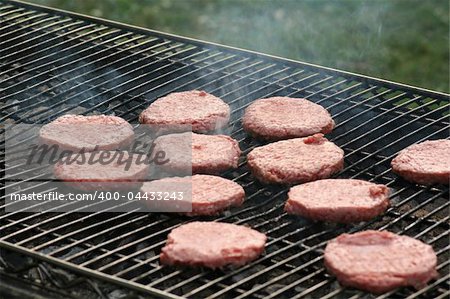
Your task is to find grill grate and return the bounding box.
[1,1,449,298]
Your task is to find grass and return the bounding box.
[27,0,449,93]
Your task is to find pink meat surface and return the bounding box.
[140,175,245,215]
[324,230,438,294]
[285,179,390,223]
[243,97,335,140]
[54,151,149,191]
[139,90,230,133]
[153,132,241,174]
[160,222,267,268]
[247,134,344,184]
[391,139,450,185]
[39,114,134,152]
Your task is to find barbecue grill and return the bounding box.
[1,1,449,298]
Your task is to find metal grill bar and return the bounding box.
[175,179,412,295]
[206,209,449,299]
[350,128,448,179]
[1,29,125,101]
[1,0,449,298]
[1,16,75,50]
[167,176,449,298]
[1,21,95,61]
[110,82,390,292]
[337,113,449,176]
[5,46,205,124]
[111,64,294,126]
[1,25,109,74]
[49,183,283,262]
[152,218,301,289]
[0,55,253,182]
[1,28,137,83]
[52,76,372,280]
[135,219,295,286]
[101,208,287,276]
[74,193,288,268]
[339,104,448,150]
[1,34,157,105]
[4,214,166,265]
[0,8,32,20]
[260,197,450,299]
[0,6,21,14]
[87,57,278,124]
[230,81,386,139]
[0,13,55,34]
[274,230,449,299]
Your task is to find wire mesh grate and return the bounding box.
[1,0,449,298]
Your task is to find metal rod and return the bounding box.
[1,1,448,298]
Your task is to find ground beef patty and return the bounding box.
[324,230,438,294]
[39,114,134,152]
[391,139,450,185]
[242,97,334,140]
[160,222,267,268]
[54,151,149,191]
[153,132,241,174]
[285,179,390,223]
[139,90,230,133]
[247,134,344,184]
[140,175,245,216]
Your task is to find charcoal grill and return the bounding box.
[1,0,449,298]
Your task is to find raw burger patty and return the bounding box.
[139,90,230,133]
[243,97,335,140]
[39,114,134,151]
[247,134,344,184]
[160,222,267,268]
[324,230,438,294]
[391,139,450,185]
[153,132,241,174]
[285,179,390,223]
[140,175,245,216]
[54,151,149,191]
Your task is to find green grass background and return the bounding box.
[27,0,449,93]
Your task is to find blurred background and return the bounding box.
[27,0,449,93]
